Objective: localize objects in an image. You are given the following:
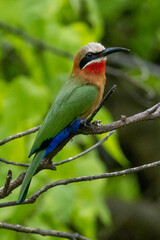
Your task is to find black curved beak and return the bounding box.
[79,46,130,69]
[96,47,130,58]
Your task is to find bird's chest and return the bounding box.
[81,77,106,118]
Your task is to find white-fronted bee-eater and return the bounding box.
[18,42,129,203]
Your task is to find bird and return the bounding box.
[18,42,129,203]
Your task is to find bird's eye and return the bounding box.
[86,52,92,58]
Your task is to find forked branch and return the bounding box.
[0,159,160,208]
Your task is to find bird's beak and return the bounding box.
[96,47,130,58]
[79,46,130,69]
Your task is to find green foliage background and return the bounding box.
[0,0,160,239]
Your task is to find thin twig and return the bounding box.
[0,222,90,240]
[0,126,40,147]
[54,131,115,166]
[86,85,117,124]
[0,21,73,60]
[0,158,29,167]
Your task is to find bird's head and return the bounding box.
[71,42,129,80]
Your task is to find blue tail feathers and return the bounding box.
[18,119,81,203]
[43,119,81,158]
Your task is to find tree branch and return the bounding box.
[0,126,40,147]
[0,132,114,199]
[54,131,115,166]
[0,21,73,59]
[80,102,160,135]
[0,103,159,147]
[27,159,160,203]
[0,172,25,200]
[0,102,159,202]
[0,222,90,240]
[2,170,12,197]
[0,132,115,169]
[1,159,160,208]
[0,158,29,167]
[0,132,115,168]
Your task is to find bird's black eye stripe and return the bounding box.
[79,52,96,69]
[79,50,105,69]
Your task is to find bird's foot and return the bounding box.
[80,119,101,128]
[80,119,91,128]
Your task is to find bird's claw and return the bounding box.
[80,119,101,128]
[80,119,91,128]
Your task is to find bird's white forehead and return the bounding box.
[82,42,105,53]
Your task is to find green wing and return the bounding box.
[18,80,98,203]
[30,80,98,156]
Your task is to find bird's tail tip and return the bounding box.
[17,183,30,204]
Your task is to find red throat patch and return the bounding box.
[83,60,106,74]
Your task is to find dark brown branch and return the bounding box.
[1,159,160,208]
[0,172,25,199]
[2,170,12,197]
[0,161,56,199]
[0,222,90,240]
